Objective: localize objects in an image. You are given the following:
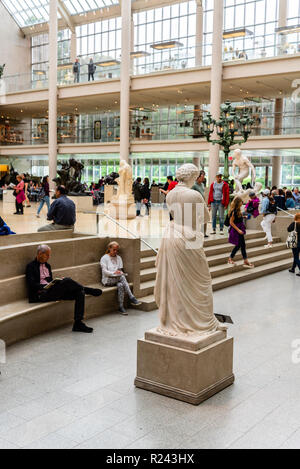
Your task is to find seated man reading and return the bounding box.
[26,244,102,333]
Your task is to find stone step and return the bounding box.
[212,257,292,291]
[139,279,156,297]
[203,236,281,257]
[140,256,157,270]
[140,267,157,282]
[210,249,292,278]
[206,242,287,267]
[136,254,292,312]
[203,230,265,247]
[0,262,102,306]
[132,294,157,312]
[140,248,157,259]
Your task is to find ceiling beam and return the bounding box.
[57,0,75,33]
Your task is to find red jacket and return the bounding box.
[208,181,230,207]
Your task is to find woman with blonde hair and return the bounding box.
[288,212,300,275]
[100,241,141,315]
[228,196,254,268]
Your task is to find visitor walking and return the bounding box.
[133,177,143,216]
[88,58,96,81]
[38,185,76,232]
[208,173,230,235]
[100,242,141,315]
[142,177,151,216]
[288,213,300,275]
[260,189,277,248]
[73,58,80,83]
[227,197,254,268]
[36,176,50,218]
[192,170,208,237]
[13,174,26,215]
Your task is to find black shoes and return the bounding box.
[130,297,142,306]
[84,287,102,296]
[289,269,295,273]
[72,321,93,333]
[119,306,128,315]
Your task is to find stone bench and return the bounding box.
[0,230,87,247]
[0,282,132,346]
[0,235,141,346]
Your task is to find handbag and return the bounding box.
[286,222,298,249]
[13,190,17,197]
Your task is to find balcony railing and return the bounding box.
[1,111,300,147]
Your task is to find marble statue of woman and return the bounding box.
[154,163,223,337]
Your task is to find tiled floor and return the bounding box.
[0,270,300,449]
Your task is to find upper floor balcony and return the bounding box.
[2,33,300,97]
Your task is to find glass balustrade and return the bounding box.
[2,31,300,93]
[1,110,299,147]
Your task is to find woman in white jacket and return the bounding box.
[100,241,141,315]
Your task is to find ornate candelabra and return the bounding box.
[202,101,254,181]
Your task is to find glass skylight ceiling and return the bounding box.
[1,0,119,28]
[2,0,50,27]
[62,0,119,16]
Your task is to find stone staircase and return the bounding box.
[135,231,292,311]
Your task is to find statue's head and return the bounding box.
[176,163,199,188]
[233,149,242,159]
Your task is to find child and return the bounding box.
[244,191,260,219]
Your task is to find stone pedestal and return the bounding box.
[135,328,234,405]
[109,197,136,220]
[104,185,117,204]
[3,190,15,204]
[69,195,94,212]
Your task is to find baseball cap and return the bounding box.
[263,189,270,196]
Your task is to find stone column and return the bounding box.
[70,31,77,63]
[272,98,283,187]
[192,156,200,169]
[120,0,132,163]
[194,1,203,139]
[208,0,223,184]
[195,0,203,66]
[48,0,58,189]
[131,16,135,52]
[278,0,288,52]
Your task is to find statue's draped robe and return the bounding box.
[154,184,219,336]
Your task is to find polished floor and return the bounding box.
[1,199,300,449]
[0,270,299,449]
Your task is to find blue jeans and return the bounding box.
[37,196,50,215]
[211,201,225,231]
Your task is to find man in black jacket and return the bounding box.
[133,177,143,216]
[25,245,102,333]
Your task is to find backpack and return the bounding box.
[224,213,230,227]
[246,201,254,214]
[287,222,298,249]
[268,200,277,214]
[73,63,79,73]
